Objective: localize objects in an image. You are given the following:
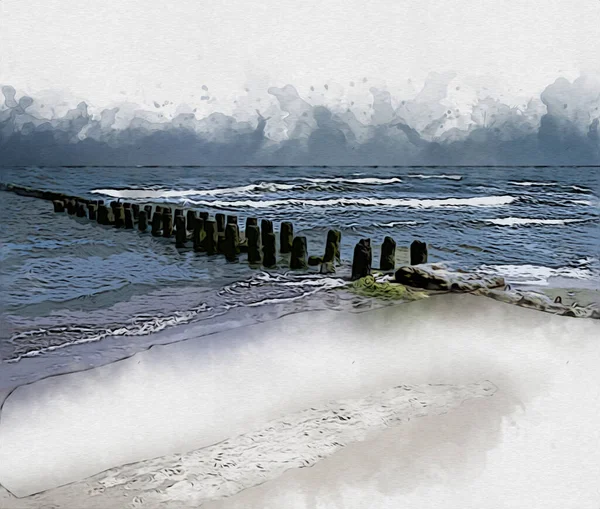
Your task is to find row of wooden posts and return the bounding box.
[51,195,428,279]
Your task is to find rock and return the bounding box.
[53,200,65,213]
[394,265,505,292]
[162,210,173,237]
[350,275,429,301]
[280,222,294,253]
[124,208,134,229]
[351,239,372,280]
[193,217,206,252]
[175,216,187,247]
[290,236,308,270]
[308,255,323,266]
[204,220,219,255]
[224,223,240,262]
[262,232,277,268]
[246,224,261,264]
[380,236,396,271]
[138,210,148,232]
[410,240,428,265]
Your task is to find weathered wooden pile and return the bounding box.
[1,183,428,276]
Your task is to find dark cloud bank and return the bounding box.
[1,75,599,166]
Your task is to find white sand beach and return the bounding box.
[0,294,599,508]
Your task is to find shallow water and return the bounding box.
[0,166,598,371]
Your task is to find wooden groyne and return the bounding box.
[2,182,597,319]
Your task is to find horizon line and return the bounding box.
[1,165,599,169]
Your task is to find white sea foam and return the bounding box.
[477,263,597,286]
[484,217,587,226]
[301,177,402,185]
[91,182,298,199]
[509,181,556,187]
[403,174,462,180]
[185,195,517,209]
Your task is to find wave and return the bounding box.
[5,273,347,363]
[476,263,597,286]
[301,177,403,185]
[509,181,557,187]
[92,182,298,199]
[403,174,462,180]
[91,176,410,200]
[484,217,588,226]
[185,195,517,209]
[6,303,214,362]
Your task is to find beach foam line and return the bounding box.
[184,195,517,209]
[483,217,588,226]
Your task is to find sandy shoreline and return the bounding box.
[1,294,599,508]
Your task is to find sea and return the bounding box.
[0,165,598,384]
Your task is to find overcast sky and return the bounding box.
[1,0,599,108]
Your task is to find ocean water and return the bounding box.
[0,166,598,371]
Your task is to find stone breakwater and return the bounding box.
[1,183,597,319]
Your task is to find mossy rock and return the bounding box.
[350,275,429,301]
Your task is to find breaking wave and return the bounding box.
[185,195,517,209]
[484,217,589,227]
[476,263,597,286]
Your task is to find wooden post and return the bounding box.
[53,200,65,213]
[216,213,226,233]
[114,204,125,228]
[261,219,273,247]
[224,223,240,262]
[87,203,98,220]
[162,210,173,237]
[193,217,206,252]
[187,210,197,232]
[380,236,396,271]
[132,204,140,220]
[280,222,294,253]
[290,236,308,269]
[204,219,219,255]
[151,210,162,236]
[138,210,148,232]
[175,216,186,247]
[410,240,428,265]
[246,224,261,264]
[352,239,372,280]
[262,232,277,268]
[124,208,134,229]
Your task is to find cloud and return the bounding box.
[1,74,599,166]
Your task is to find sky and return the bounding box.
[1,0,599,110]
